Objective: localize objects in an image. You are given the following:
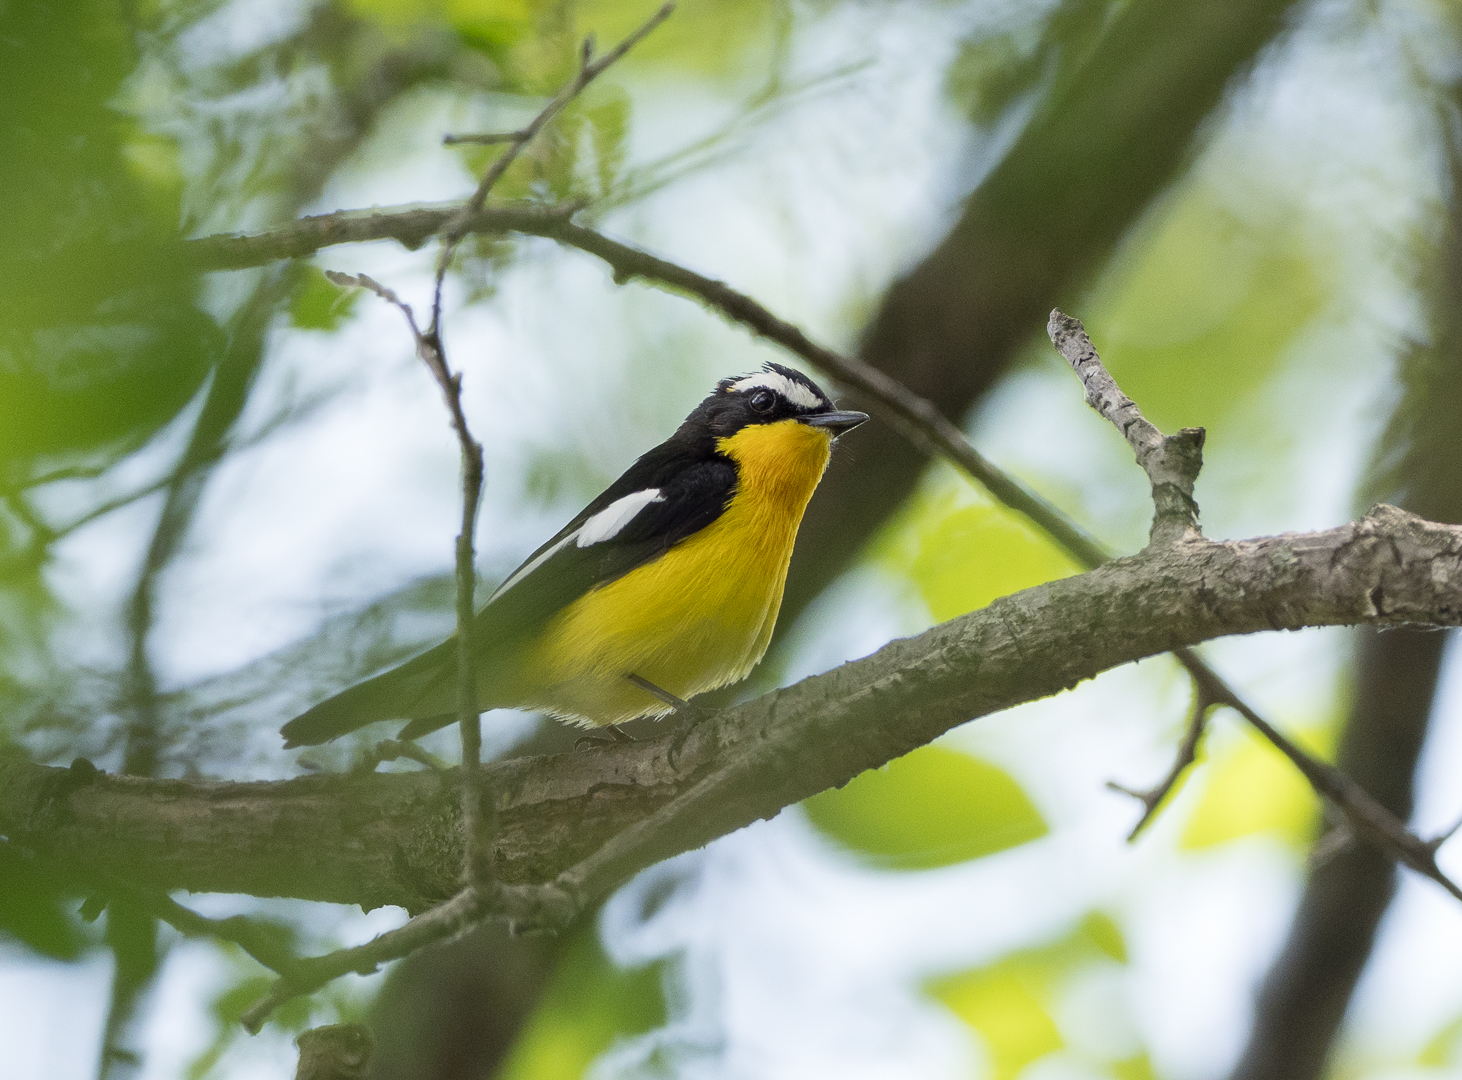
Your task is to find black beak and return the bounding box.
[800,410,869,436]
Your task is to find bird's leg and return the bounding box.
[625,672,716,726]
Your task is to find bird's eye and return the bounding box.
[749,389,776,413]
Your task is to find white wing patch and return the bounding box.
[728,370,823,410]
[576,488,664,547]
[487,488,664,603]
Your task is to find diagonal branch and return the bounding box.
[7,503,1462,912]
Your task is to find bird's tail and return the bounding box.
[280,638,457,748]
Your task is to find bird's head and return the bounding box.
[681,362,868,443]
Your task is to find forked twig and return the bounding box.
[430,2,675,334]
[1107,678,1218,840]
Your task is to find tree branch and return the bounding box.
[6,504,1462,914]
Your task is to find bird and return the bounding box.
[280,363,868,748]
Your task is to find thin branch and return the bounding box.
[352,738,449,774]
[189,203,578,271]
[429,3,674,334]
[1107,674,1218,840]
[240,874,580,1031]
[322,271,488,888]
[442,131,527,146]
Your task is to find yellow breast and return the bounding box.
[520,419,833,726]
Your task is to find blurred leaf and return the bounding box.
[946,0,1114,128]
[1180,724,1328,850]
[0,0,218,470]
[803,745,1047,871]
[1111,1052,1159,1080]
[930,966,1063,1080]
[1416,1012,1462,1067]
[188,962,317,1080]
[928,911,1138,1080]
[0,843,82,960]
[1088,185,1327,434]
[495,922,665,1080]
[903,494,1082,623]
[1079,911,1126,964]
[291,269,361,332]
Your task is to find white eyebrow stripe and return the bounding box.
[576,488,665,547]
[729,371,823,410]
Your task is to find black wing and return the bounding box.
[476,452,737,647]
[281,450,735,746]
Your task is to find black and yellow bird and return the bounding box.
[280,363,867,748]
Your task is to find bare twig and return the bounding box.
[321,271,488,887]
[189,203,578,271]
[1048,310,1206,544]
[442,131,527,146]
[240,873,582,1030]
[353,738,449,774]
[1047,311,1462,902]
[1107,677,1218,839]
[241,886,483,1032]
[429,3,674,334]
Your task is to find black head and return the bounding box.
[676,363,868,443]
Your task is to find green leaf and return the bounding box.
[0,844,83,961]
[0,0,218,467]
[1180,725,1326,851]
[907,498,1082,623]
[1111,1052,1160,1080]
[291,268,361,332]
[496,922,666,1080]
[927,912,1139,1080]
[1085,184,1327,435]
[1418,1012,1462,1067]
[803,745,1048,871]
[929,964,1063,1080]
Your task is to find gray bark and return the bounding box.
[4,505,1461,914]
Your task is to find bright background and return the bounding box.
[3,0,1462,1078]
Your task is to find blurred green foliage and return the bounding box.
[1181,721,1330,851]
[494,923,665,1080]
[1087,183,1327,435]
[928,912,1148,1080]
[0,0,217,471]
[0,843,84,961]
[189,971,318,1080]
[291,269,363,332]
[804,745,1048,871]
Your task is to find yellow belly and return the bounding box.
[516,419,832,726]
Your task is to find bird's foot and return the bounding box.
[352,738,449,774]
[574,724,637,751]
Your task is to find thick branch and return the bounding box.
[5,505,1461,912]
